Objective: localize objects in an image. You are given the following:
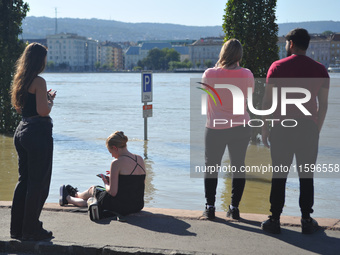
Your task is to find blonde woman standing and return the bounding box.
[202,39,254,220]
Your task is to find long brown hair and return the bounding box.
[10,43,48,112]
[216,39,243,68]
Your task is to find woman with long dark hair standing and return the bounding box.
[10,43,55,241]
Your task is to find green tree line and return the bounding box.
[137,48,180,70]
[136,48,195,71]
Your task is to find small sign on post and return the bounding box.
[141,71,153,140]
[143,104,153,118]
[141,71,152,103]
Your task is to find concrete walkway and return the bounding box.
[0,201,339,255]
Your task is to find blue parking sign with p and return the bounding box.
[142,72,152,102]
[143,73,152,92]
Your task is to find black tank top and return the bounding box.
[22,92,38,117]
[115,155,146,205]
[95,154,146,215]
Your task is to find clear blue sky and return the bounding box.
[25,0,339,26]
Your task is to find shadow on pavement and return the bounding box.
[124,211,197,236]
[212,216,340,255]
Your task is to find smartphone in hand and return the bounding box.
[49,90,57,96]
[97,174,109,182]
[47,90,57,100]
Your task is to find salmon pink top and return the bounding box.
[202,67,254,129]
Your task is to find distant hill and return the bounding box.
[21,17,340,42]
[278,21,340,36]
[21,17,224,42]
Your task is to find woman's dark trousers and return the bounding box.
[10,119,53,237]
[204,125,250,207]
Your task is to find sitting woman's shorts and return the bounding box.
[92,185,143,216]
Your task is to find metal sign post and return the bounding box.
[141,71,153,140]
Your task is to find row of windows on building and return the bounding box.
[30,32,340,71]
[277,34,340,68]
[124,34,340,70]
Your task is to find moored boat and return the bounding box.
[328,65,340,73]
